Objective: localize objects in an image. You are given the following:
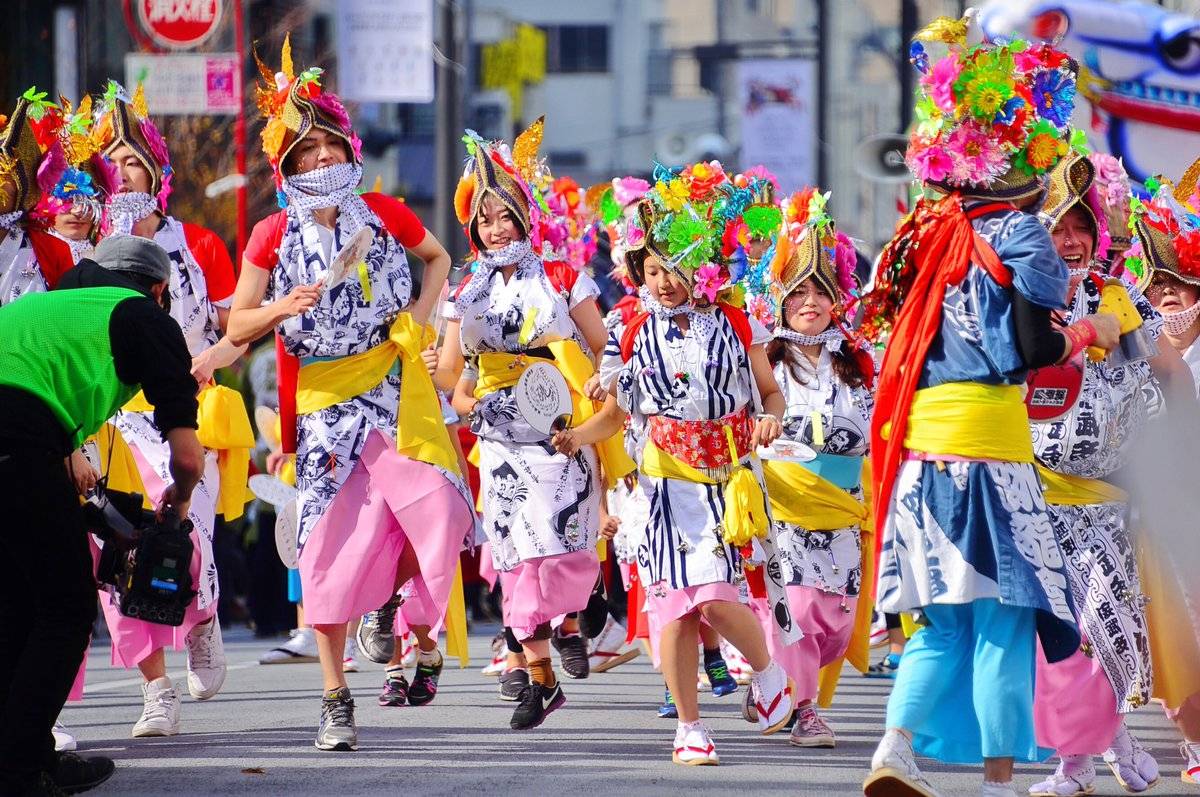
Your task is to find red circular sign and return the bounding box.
[136,0,223,50]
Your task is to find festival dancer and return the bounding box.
[1123,170,1200,787]
[436,119,629,729]
[0,92,110,306]
[1027,150,1161,796]
[85,80,249,738]
[860,23,1119,797]
[749,188,876,749]
[551,161,797,765]
[228,40,472,751]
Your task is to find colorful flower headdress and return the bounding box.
[593,176,651,291]
[454,117,543,253]
[1124,163,1200,289]
[538,175,599,270]
[254,34,362,205]
[93,80,173,209]
[33,94,117,225]
[628,160,737,302]
[0,88,57,213]
[906,13,1080,200]
[766,188,858,325]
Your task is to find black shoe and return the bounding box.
[509,681,566,730]
[377,670,409,707]
[498,667,529,702]
[407,653,443,707]
[52,753,115,795]
[551,632,589,679]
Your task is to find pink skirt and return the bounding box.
[1034,642,1122,754]
[300,430,473,627]
[499,549,599,641]
[752,586,856,703]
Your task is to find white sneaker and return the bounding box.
[982,783,1020,796]
[870,613,889,648]
[749,660,794,735]
[587,617,640,674]
[481,633,506,676]
[1029,756,1095,796]
[864,729,942,797]
[721,640,753,685]
[52,716,76,752]
[185,619,226,700]
[343,638,359,673]
[259,627,320,664]
[1104,723,1159,792]
[672,721,719,766]
[1179,740,1200,787]
[132,677,180,737]
[399,632,417,668]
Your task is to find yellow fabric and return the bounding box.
[1138,536,1200,709]
[1037,466,1128,505]
[763,460,868,531]
[296,312,460,478]
[90,424,151,508]
[473,341,635,488]
[444,562,470,668]
[640,437,769,547]
[122,385,256,520]
[897,382,1034,462]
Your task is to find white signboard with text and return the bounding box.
[737,58,817,192]
[336,0,434,103]
[125,53,239,115]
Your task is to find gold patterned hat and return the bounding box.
[454,118,541,250]
[0,95,47,212]
[768,188,857,323]
[92,81,172,205]
[1038,149,1098,237]
[1125,159,1200,289]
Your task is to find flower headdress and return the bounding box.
[1038,143,1113,264]
[627,160,735,302]
[593,176,651,291]
[32,94,117,225]
[92,80,173,209]
[766,188,858,326]
[1123,162,1200,290]
[0,88,56,213]
[538,175,598,270]
[453,117,543,253]
[254,34,362,205]
[906,13,1079,200]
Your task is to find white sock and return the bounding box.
[1061,753,1091,777]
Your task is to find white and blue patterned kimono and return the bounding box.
[614,307,771,592]
[1031,276,1161,708]
[875,207,1080,662]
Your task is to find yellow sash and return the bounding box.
[296,312,460,478]
[124,384,256,520]
[763,459,868,531]
[896,382,1034,462]
[640,431,768,547]
[1037,465,1128,505]
[474,340,635,488]
[90,423,153,508]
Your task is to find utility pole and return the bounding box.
[899,0,918,133]
[816,0,828,187]
[433,0,464,261]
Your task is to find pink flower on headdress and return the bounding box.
[1083,183,1112,261]
[1091,153,1128,202]
[743,164,779,189]
[922,55,961,114]
[834,231,858,297]
[349,131,363,163]
[747,294,774,326]
[909,144,954,183]
[311,91,352,134]
[612,177,650,208]
[946,123,1007,185]
[694,263,723,303]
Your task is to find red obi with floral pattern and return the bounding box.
[646,408,754,471]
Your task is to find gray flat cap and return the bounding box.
[94,235,171,283]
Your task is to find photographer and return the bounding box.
[0,235,202,796]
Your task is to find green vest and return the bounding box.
[0,287,144,447]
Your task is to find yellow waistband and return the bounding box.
[898,382,1034,463]
[762,458,867,531]
[297,312,460,478]
[475,341,635,487]
[1037,465,1128,506]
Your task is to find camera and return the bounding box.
[83,486,197,627]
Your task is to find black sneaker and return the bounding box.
[551,632,589,679]
[356,594,404,664]
[315,687,357,751]
[498,667,529,702]
[52,752,115,794]
[377,670,409,707]
[407,653,443,706]
[509,681,565,730]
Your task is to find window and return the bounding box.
[543,25,609,74]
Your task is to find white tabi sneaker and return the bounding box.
[1029,755,1096,796]
[749,660,794,735]
[587,616,640,673]
[672,721,719,766]
[864,728,942,797]
[1103,723,1159,792]
[185,618,226,700]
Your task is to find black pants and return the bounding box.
[0,442,97,792]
